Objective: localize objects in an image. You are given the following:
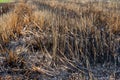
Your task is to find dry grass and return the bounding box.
[0,0,120,80]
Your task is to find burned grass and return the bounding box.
[0,0,120,80]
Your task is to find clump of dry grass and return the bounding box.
[0,1,33,75]
[0,1,33,44]
[12,2,32,35]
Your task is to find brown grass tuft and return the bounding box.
[12,2,32,34]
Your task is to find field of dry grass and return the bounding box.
[0,0,120,80]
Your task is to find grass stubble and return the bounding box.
[0,0,120,80]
